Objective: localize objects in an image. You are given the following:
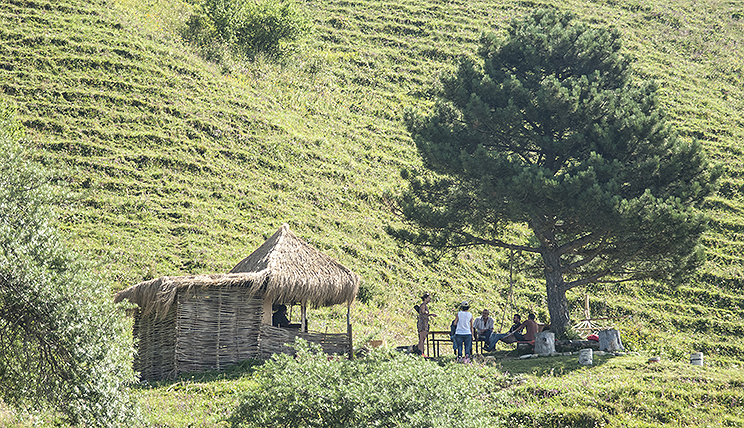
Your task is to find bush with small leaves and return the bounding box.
[0,103,138,427]
[230,339,493,427]
[185,0,310,60]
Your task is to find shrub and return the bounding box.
[503,407,609,428]
[0,103,138,427]
[229,339,492,427]
[185,0,311,60]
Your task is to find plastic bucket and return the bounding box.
[690,352,704,366]
[579,348,593,366]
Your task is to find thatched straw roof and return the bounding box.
[115,224,360,317]
[229,223,360,307]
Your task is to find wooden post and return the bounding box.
[348,323,353,360]
[347,304,353,359]
[262,298,273,325]
[301,301,307,332]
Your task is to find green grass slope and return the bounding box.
[1,0,744,364]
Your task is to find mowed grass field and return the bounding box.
[1,0,744,425]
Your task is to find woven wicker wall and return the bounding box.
[134,305,177,380]
[133,288,350,380]
[174,287,263,376]
[259,324,351,358]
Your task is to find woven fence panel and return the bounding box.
[134,305,177,381]
[174,288,263,376]
[259,325,350,358]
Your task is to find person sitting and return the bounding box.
[473,309,494,343]
[272,304,291,328]
[486,313,525,351]
[519,313,543,342]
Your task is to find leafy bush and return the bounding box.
[503,408,609,428]
[185,0,311,60]
[0,103,138,427]
[229,339,492,427]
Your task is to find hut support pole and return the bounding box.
[347,305,353,360]
[301,301,307,332]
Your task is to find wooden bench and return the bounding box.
[427,330,486,357]
[515,340,535,351]
[475,336,534,354]
[427,332,537,356]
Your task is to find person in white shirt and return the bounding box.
[452,301,474,360]
[473,309,494,343]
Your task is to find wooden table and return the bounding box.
[426,330,453,358]
[428,330,491,357]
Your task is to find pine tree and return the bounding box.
[388,8,720,337]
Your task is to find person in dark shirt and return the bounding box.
[486,313,525,350]
[272,304,291,328]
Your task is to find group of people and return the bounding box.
[475,311,542,352]
[415,292,544,359]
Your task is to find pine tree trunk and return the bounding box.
[543,250,570,338]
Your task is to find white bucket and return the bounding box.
[579,348,593,366]
[690,352,704,366]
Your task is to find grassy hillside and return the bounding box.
[1,0,744,364]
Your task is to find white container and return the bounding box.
[579,348,593,366]
[690,352,704,366]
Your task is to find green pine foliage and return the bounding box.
[0,104,138,426]
[2,0,740,354]
[1,0,744,424]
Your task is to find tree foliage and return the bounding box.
[185,0,311,60]
[388,8,720,336]
[0,104,138,426]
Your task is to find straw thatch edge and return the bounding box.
[114,272,265,319]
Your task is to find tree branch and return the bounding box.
[559,232,609,272]
[455,231,541,253]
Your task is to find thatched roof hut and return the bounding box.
[115,224,360,380]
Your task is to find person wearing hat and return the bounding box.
[452,301,474,360]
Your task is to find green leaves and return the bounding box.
[230,340,490,427]
[0,104,138,427]
[185,0,311,60]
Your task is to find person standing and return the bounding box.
[453,301,473,361]
[417,293,436,355]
